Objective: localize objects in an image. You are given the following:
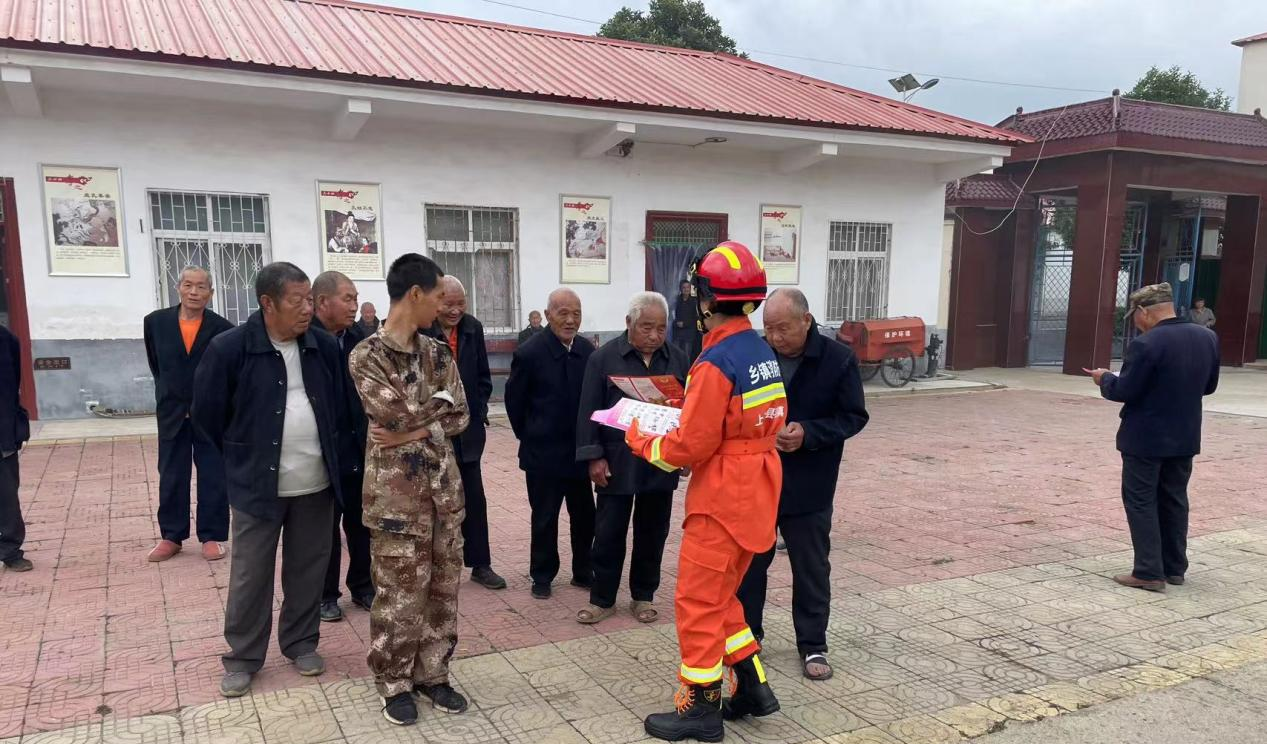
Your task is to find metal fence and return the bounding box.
[1112,204,1147,359]
[1028,201,1075,365]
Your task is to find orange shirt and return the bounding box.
[179,315,202,354]
[447,326,459,359]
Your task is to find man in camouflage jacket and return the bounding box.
[347,254,472,726]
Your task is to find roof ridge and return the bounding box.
[1121,96,1267,120]
[288,0,733,58]
[995,96,1112,127]
[726,54,1027,140]
[286,0,1025,141]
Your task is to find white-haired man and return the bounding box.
[574,292,690,624]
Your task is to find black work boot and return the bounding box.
[723,652,780,721]
[643,682,724,742]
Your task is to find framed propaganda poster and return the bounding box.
[560,195,611,284]
[318,181,384,279]
[759,204,801,284]
[41,164,128,276]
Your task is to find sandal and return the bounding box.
[802,653,833,681]
[575,604,615,625]
[630,601,659,623]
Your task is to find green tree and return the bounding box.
[599,0,746,57]
[1127,66,1231,110]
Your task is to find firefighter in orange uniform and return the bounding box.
[625,242,787,742]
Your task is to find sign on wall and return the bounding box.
[41,165,128,276]
[560,195,611,284]
[318,180,383,280]
[759,204,801,284]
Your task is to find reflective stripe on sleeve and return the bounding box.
[649,437,678,473]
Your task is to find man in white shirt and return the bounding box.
[193,262,351,699]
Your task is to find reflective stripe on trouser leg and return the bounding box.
[679,661,724,685]
[724,628,755,655]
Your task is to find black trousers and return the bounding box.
[590,491,674,609]
[157,418,229,543]
[0,452,23,563]
[1121,454,1193,581]
[525,472,595,586]
[223,489,334,674]
[323,470,373,603]
[737,508,832,656]
[459,460,491,569]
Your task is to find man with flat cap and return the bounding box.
[1084,282,1219,593]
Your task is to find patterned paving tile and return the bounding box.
[1,393,1266,743]
[783,699,867,738]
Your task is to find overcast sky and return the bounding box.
[383,0,1264,124]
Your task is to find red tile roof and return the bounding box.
[997,96,1266,149]
[945,174,1033,208]
[1233,32,1267,46]
[0,0,1028,145]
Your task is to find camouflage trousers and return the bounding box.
[367,517,464,697]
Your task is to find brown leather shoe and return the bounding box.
[201,541,226,561]
[147,540,182,562]
[1166,575,1185,586]
[1113,574,1165,592]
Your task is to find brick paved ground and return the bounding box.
[0,389,1265,743]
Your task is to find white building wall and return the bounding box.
[1236,39,1267,115]
[2,88,949,416]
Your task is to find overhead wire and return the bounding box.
[950,103,1072,236]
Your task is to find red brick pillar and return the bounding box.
[1062,171,1127,375]
[998,206,1036,367]
[946,208,999,370]
[1216,194,1266,365]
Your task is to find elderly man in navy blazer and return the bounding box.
[143,267,234,562]
[1085,282,1220,592]
[737,288,868,682]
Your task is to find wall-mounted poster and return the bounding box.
[561,195,611,284]
[41,164,127,276]
[318,181,383,279]
[760,204,801,284]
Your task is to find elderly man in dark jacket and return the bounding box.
[737,288,868,682]
[193,262,349,699]
[0,324,31,572]
[1084,282,1220,592]
[310,271,374,623]
[143,266,234,562]
[424,276,505,590]
[575,292,690,625]
[505,288,596,599]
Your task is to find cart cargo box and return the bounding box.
[835,317,926,388]
[836,317,926,358]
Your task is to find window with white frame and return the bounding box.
[425,205,518,332]
[825,221,891,322]
[149,191,270,326]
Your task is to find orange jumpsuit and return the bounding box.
[627,316,786,685]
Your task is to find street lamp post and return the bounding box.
[888,74,940,102]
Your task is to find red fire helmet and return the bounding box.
[689,241,768,303]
